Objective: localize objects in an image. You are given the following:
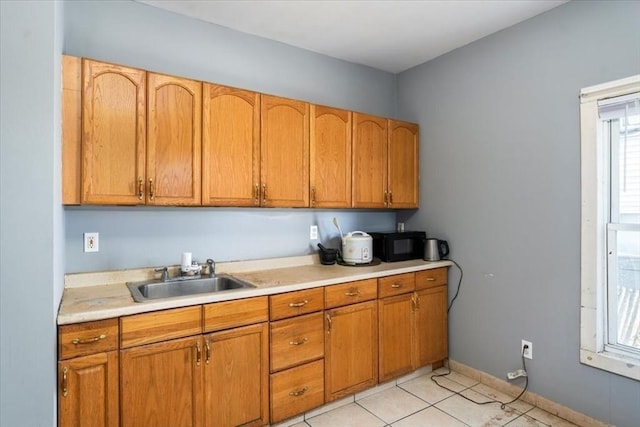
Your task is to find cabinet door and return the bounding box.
[58,351,118,427]
[378,293,413,382]
[388,120,419,209]
[310,105,352,208]
[203,323,268,427]
[82,59,146,205]
[325,300,378,401]
[352,113,388,208]
[261,95,309,207]
[62,55,82,205]
[413,286,448,367]
[147,73,202,205]
[202,84,260,206]
[121,336,203,427]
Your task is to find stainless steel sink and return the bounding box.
[127,275,255,302]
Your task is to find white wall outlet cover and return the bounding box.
[84,232,99,252]
[310,225,318,240]
[522,339,533,359]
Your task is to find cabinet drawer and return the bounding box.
[270,287,324,320]
[203,296,268,332]
[59,318,119,360]
[120,306,202,348]
[416,267,448,290]
[270,359,324,423]
[324,279,377,309]
[270,312,324,372]
[378,273,415,298]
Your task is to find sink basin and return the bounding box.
[127,275,255,302]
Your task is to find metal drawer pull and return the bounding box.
[426,277,435,281]
[289,300,308,308]
[289,387,308,397]
[138,177,144,200]
[149,178,155,200]
[289,338,308,346]
[62,367,68,397]
[345,288,360,297]
[326,314,332,333]
[391,283,402,288]
[205,340,211,365]
[72,334,107,345]
[196,342,202,366]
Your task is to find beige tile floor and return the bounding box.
[281,368,581,427]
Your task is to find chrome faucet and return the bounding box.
[154,267,170,282]
[206,259,216,277]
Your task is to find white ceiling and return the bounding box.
[137,0,568,73]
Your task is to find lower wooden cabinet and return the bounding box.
[58,351,119,427]
[413,286,448,367]
[270,359,324,423]
[203,323,269,427]
[378,292,414,382]
[120,336,202,427]
[325,300,378,401]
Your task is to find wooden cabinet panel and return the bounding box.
[147,73,202,205]
[388,120,419,209]
[352,113,388,208]
[416,267,448,290]
[269,287,324,321]
[58,351,118,427]
[120,306,202,348]
[378,293,414,382]
[378,273,415,299]
[203,296,268,333]
[121,336,203,427]
[62,55,82,205]
[310,105,352,208]
[270,312,324,372]
[203,323,269,427]
[261,95,309,207]
[325,301,378,401]
[413,286,448,367]
[324,278,377,309]
[59,318,118,360]
[202,84,260,206]
[270,359,324,424]
[81,59,146,205]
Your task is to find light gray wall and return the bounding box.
[63,0,399,273]
[397,1,640,426]
[0,1,64,426]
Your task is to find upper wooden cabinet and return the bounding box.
[388,120,419,209]
[352,114,419,209]
[81,59,146,205]
[202,84,261,206]
[261,95,310,207]
[147,73,202,206]
[310,105,352,208]
[352,113,388,208]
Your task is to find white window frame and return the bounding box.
[580,75,640,380]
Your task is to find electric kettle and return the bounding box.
[424,238,449,261]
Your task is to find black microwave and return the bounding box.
[368,231,426,262]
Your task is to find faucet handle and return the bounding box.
[206,259,215,277]
[154,266,169,282]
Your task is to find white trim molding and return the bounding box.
[579,74,640,381]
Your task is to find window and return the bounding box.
[580,75,640,380]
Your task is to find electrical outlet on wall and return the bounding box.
[84,232,99,253]
[310,225,318,240]
[522,339,532,359]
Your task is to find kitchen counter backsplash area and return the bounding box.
[64,207,396,273]
[58,255,452,325]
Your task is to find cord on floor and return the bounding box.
[431,352,529,410]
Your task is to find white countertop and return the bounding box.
[57,255,452,325]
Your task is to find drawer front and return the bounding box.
[270,287,324,321]
[203,296,268,332]
[270,359,324,424]
[378,273,415,298]
[59,318,119,359]
[324,278,377,309]
[416,267,448,290]
[270,312,324,372]
[120,306,202,348]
